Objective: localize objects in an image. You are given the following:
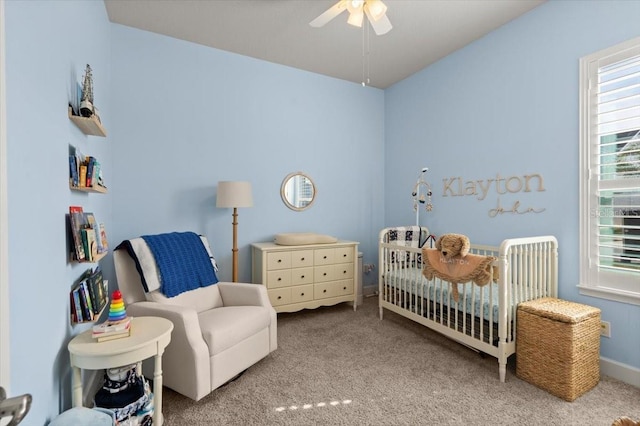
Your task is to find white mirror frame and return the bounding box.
[280,172,316,211]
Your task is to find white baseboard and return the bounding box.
[600,356,640,388]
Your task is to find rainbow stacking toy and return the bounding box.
[107,290,128,323]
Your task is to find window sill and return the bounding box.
[577,284,640,307]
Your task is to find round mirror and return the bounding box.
[281,172,316,211]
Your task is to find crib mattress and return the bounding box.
[384,267,509,322]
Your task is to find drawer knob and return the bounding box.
[323,255,327,259]
[301,292,305,296]
[301,257,305,261]
[277,278,282,281]
[278,259,282,263]
[323,272,327,276]
[323,289,327,293]
[301,275,305,279]
[343,254,347,257]
[343,286,347,290]
[343,270,347,274]
[277,296,282,300]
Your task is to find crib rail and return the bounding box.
[378,228,558,382]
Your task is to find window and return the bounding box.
[579,36,640,305]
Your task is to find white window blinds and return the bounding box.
[580,37,640,304]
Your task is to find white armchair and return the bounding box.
[113,244,277,402]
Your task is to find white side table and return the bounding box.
[68,316,173,425]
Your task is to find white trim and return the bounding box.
[578,35,640,305]
[0,0,10,392]
[600,356,640,389]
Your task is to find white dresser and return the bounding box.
[251,240,359,313]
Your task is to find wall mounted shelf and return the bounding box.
[69,184,108,194]
[68,106,107,137]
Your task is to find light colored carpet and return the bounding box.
[161,296,639,425]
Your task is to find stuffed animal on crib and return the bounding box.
[435,233,470,259]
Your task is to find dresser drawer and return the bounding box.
[314,282,335,299]
[267,252,291,270]
[268,288,291,307]
[290,284,314,303]
[335,246,354,263]
[314,248,335,265]
[334,279,354,296]
[291,267,314,285]
[314,265,334,283]
[290,250,313,268]
[267,270,292,289]
[334,263,354,280]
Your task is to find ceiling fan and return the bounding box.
[310,0,393,36]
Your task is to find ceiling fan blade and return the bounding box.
[364,5,392,35]
[310,0,348,28]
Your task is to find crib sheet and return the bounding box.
[384,267,508,322]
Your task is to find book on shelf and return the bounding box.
[74,280,93,322]
[84,212,108,255]
[68,155,79,187]
[70,290,81,323]
[70,268,108,323]
[98,223,108,253]
[87,267,107,315]
[69,206,86,261]
[79,165,87,188]
[81,228,97,262]
[81,281,94,320]
[86,156,94,187]
[84,212,104,255]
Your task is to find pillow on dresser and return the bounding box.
[274,232,338,246]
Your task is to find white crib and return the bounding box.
[378,227,558,382]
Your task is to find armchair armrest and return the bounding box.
[217,282,272,307]
[125,301,211,400]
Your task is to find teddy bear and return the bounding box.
[435,233,470,259]
[422,233,495,302]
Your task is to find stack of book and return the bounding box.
[70,267,108,323]
[69,149,106,190]
[92,317,132,342]
[68,205,108,262]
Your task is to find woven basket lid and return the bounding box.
[519,297,601,324]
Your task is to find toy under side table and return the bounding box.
[68,316,173,425]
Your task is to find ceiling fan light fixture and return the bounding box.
[365,0,387,21]
[346,0,363,15]
[347,10,364,27]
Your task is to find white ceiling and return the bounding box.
[104,0,545,89]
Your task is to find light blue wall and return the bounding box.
[385,0,640,369]
[107,24,385,285]
[4,0,112,423]
[4,1,640,424]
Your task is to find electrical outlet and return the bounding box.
[600,321,611,338]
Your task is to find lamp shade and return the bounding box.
[216,181,253,208]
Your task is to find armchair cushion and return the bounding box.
[198,306,271,355]
[146,284,223,313]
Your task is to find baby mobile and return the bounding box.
[412,167,433,226]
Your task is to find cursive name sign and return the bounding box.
[442,173,546,217]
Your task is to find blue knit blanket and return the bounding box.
[142,231,218,297]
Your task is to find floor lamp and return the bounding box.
[216,181,253,282]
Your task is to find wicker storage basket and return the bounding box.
[516,297,601,401]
